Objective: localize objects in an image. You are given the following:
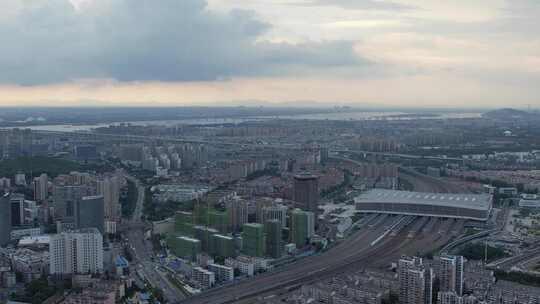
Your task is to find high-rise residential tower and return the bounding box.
[76,195,105,234]
[0,193,12,246]
[293,174,319,213]
[227,198,249,232]
[399,256,433,304]
[290,209,315,248]
[97,176,120,220]
[49,228,103,275]
[33,173,48,202]
[438,255,464,296]
[241,223,265,257]
[265,220,283,258]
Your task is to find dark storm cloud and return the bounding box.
[0,0,364,85]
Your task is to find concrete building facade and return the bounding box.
[49,228,103,275]
[293,174,319,213]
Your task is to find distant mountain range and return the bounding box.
[482,108,538,120]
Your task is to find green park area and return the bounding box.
[0,156,81,177]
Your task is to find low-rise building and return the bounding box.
[208,263,234,283]
[192,267,215,290]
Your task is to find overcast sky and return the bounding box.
[0,0,538,108]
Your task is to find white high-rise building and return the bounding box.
[33,173,48,202]
[399,256,433,304]
[438,255,464,296]
[97,176,120,220]
[49,228,103,275]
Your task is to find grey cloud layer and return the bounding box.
[0,0,363,85]
[291,0,414,11]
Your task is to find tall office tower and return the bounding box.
[49,228,104,275]
[241,223,265,257]
[227,198,249,232]
[290,209,315,248]
[399,256,433,304]
[265,220,283,258]
[293,174,319,213]
[0,193,12,246]
[33,173,48,201]
[53,185,93,223]
[97,176,120,220]
[10,194,25,227]
[438,255,464,296]
[76,195,105,234]
[261,204,288,228]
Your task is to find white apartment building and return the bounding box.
[262,204,288,228]
[49,228,103,275]
[208,263,234,283]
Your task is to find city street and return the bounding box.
[123,175,187,303]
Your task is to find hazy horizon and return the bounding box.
[1,0,539,107]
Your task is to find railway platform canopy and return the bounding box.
[355,189,492,221]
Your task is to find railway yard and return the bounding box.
[182,214,465,304]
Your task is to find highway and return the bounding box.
[334,149,465,162]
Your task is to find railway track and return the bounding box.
[182,217,433,304]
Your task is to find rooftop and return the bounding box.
[294,173,318,180]
[18,235,50,246]
[178,236,201,243]
[355,189,492,211]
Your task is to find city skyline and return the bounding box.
[0,0,538,108]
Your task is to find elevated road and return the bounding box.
[439,229,496,255]
[334,149,464,162]
[487,247,540,271]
